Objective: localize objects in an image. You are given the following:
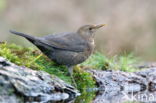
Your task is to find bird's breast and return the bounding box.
[87,40,95,54]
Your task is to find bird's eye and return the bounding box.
[89,28,92,30]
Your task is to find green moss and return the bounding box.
[74,67,96,92]
[81,52,108,70]
[74,67,96,103]
[81,52,139,72]
[0,42,71,82]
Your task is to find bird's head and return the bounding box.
[77,24,106,39]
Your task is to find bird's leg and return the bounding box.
[67,66,77,88]
[68,66,73,75]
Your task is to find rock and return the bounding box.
[87,68,156,103]
[0,57,80,103]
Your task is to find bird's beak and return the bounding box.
[93,24,106,29]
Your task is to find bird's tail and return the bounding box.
[10,30,37,43]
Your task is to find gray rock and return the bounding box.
[0,57,80,103]
[87,68,156,103]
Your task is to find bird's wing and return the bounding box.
[38,32,87,52]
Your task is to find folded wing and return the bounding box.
[38,32,87,52]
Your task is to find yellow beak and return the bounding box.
[93,24,106,29]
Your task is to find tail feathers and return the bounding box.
[10,30,36,43]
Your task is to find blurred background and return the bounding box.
[0,0,156,60]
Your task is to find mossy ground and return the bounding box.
[0,42,140,103]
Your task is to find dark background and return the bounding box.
[0,0,156,60]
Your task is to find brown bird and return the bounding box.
[10,24,105,87]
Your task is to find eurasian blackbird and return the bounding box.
[10,24,105,86]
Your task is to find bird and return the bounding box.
[10,24,106,87]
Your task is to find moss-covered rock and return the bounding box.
[0,42,97,92]
[0,42,139,103]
